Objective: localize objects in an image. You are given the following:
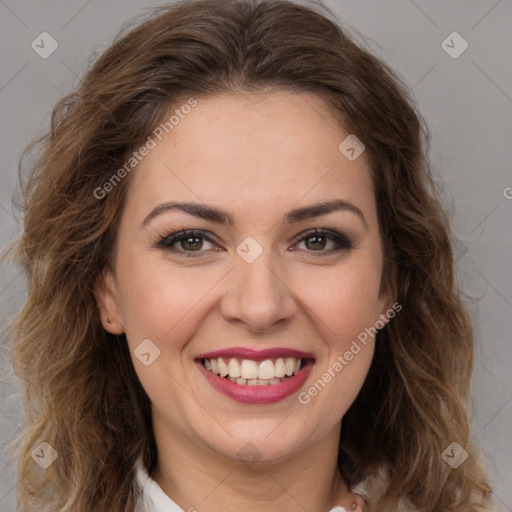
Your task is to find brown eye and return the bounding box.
[156,230,218,256]
[293,228,353,254]
[303,233,328,251]
[179,235,204,251]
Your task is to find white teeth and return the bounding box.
[247,379,271,386]
[275,358,286,378]
[258,359,275,380]
[218,358,229,377]
[285,358,295,376]
[240,359,258,379]
[231,377,288,386]
[203,356,306,383]
[210,358,220,375]
[228,358,241,378]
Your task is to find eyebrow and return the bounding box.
[141,199,367,230]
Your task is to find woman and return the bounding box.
[6,0,493,510]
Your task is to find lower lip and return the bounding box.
[196,360,314,404]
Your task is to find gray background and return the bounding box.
[0,0,511,510]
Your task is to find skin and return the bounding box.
[95,90,395,511]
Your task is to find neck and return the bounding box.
[151,420,355,512]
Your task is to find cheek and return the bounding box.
[115,263,220,402]
[115,255,222,349]
[293,256,382,416]
[303,256,383,339]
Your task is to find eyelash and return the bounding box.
[154,228,353,258]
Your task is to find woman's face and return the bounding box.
[97,90,393,464]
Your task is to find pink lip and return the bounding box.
[195,347,315,362]
[195,358,315,405]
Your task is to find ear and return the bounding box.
[94,268,125,335]
[375,261,399,328]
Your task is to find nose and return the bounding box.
[220,250,297,334]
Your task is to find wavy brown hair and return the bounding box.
[3,0,492,510]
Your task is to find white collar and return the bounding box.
[135,456,184,512]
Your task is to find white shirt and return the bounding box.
[134,456,349,512]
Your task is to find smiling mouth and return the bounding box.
[199,357,309,386]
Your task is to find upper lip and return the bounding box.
[195,347,315,361]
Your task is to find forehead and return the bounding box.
[127,90,375,223]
